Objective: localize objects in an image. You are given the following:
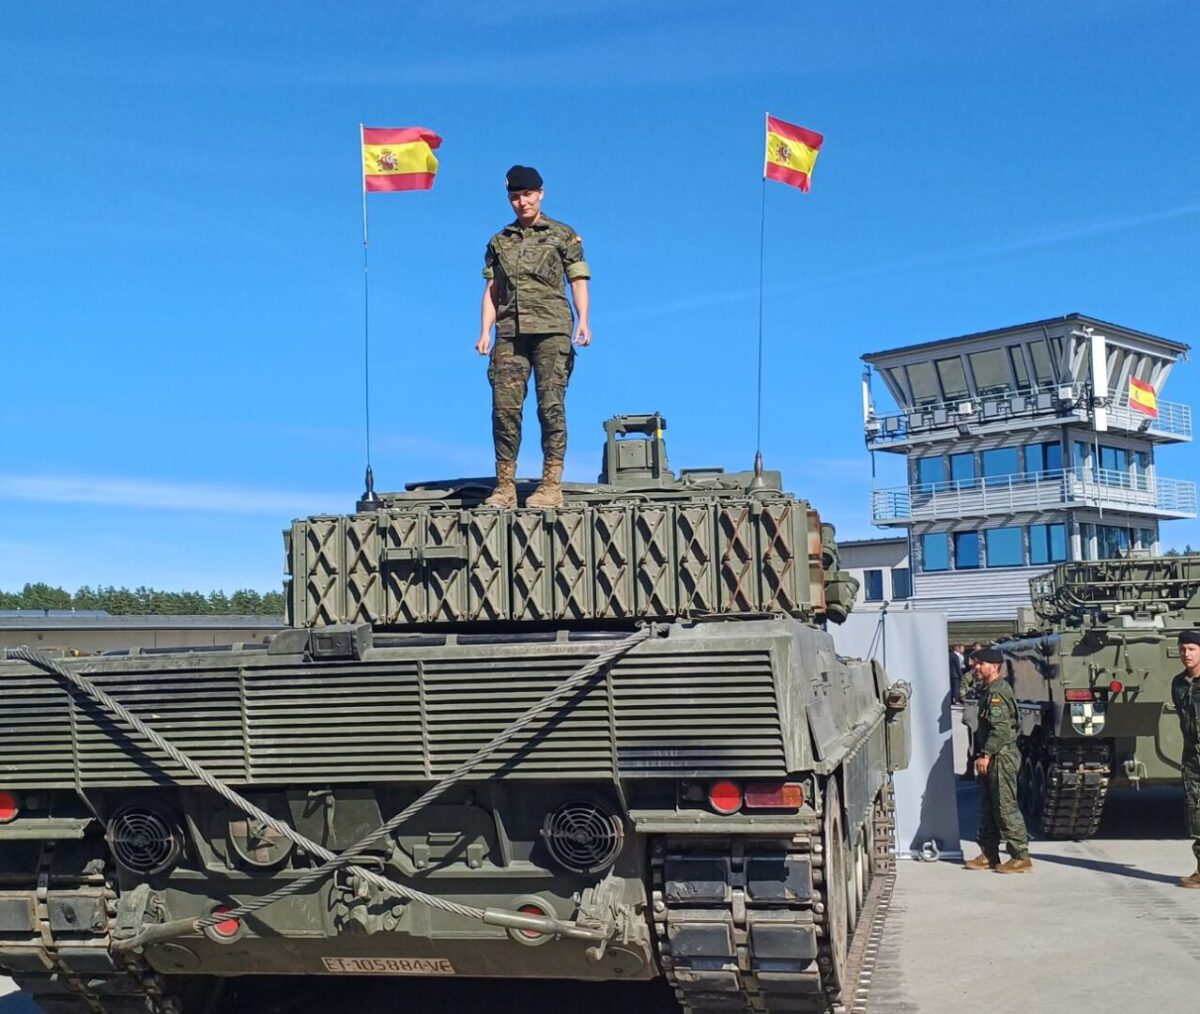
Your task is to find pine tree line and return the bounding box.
[0,583,285,616]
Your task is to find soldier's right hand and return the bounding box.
[475,334,493,356]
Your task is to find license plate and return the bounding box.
[321,957,455,975]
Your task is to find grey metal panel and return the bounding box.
[828,610,960,858]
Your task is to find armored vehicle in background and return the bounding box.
[964,555,1197,839]
[0,414,910,1014]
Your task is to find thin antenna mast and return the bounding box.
[751,112,768,490]
[359,123,380,508]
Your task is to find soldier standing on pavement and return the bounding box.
[476,165,591,509]
[1172,629,1200,888]
[963,646,1033,874]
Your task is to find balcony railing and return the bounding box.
[870,468,1197,524]
[865,384,1192,445]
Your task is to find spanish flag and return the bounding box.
[764,115,823,192]
[1129,377,1159,418]
[361,126,442,192]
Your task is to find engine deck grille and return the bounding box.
[0,644,787,787]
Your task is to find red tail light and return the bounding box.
[708,780,743,815]
[1109,680,1124,694]
[517,903,547,940]
[744,782,805,809]
[208,907,242,940]
[1064,689,1093,702]
[0,791,18,824]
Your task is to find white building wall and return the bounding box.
[911,567,1050,621]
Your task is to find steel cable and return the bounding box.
[9,624,657,940]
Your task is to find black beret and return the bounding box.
[506,165,543,191]
[1178,630,1200,647]
[971,646,1004,665]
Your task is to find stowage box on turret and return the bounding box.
[0,414,910,1014]
[963,555,1199,839]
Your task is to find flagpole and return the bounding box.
[752,111,768,486]
[359,123,379,507]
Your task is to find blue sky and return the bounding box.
[2,1,1199,593]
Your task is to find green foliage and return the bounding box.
[0,584,285,616]
[1163,544,1197,557]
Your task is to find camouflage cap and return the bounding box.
[506,165,543,191]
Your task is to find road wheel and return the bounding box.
[1018,753,1036,824]
[1030,760,1048,836]
[821,779,850,1002]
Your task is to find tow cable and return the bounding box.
[10,624,660,954]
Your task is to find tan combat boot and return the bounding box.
[525,459,564,509]
[963,852,1000,871]
[1179,866,1200,889]
[994,856,1033,874]
[483,460,517,508]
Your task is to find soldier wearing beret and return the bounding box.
[963,646,1033,873]
[1172,629,1200,887]
[476,165,591,509]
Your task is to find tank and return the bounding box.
[0,413,911,1014]
[963,555,1197,839]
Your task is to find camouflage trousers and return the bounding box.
[1183,758,1200,863]
[488,333,574,463]
[977,746,1029,859]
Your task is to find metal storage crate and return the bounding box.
[288,497,823,628]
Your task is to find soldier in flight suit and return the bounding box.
[963,646,1033,873]
[1172,629,1200,888]
[475,165,591,509]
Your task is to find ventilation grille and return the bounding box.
[108,805,182,875]
[1,646,787,785]
[541,800,624,873]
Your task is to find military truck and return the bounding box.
[0,413,910,1014]
[963,555,1197,839]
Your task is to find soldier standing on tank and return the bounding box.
[1172,629,1200,888]
[963,646,1033,873]
[475,165,591,509]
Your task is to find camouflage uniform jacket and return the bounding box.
[976,678,1019,757]
[483,215,590,338]
[1171,671,1200,762]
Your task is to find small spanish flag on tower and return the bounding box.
[1128,377,1159,418]
[764,115,823,192]
[361,126,442,192]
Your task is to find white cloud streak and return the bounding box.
[0,474,343,516]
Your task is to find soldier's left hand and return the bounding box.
[974,755,990,776]
[572,323,591,347]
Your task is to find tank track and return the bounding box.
[1035,741,1111,840]
[9,844,175,1014]
[651,779,897,1014]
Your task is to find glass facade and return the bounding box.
[985,527,1023,566]
[954,531,980,569]
[981,447,1019,486]
[950,452,976,484]
[916,456,945,486]
[1079,523,1158,559]
[969,349,1008,395]
[936,357,968,399]
[922,533,950,571]
[1023,441,1062,478]
[1030,523,1067,564]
